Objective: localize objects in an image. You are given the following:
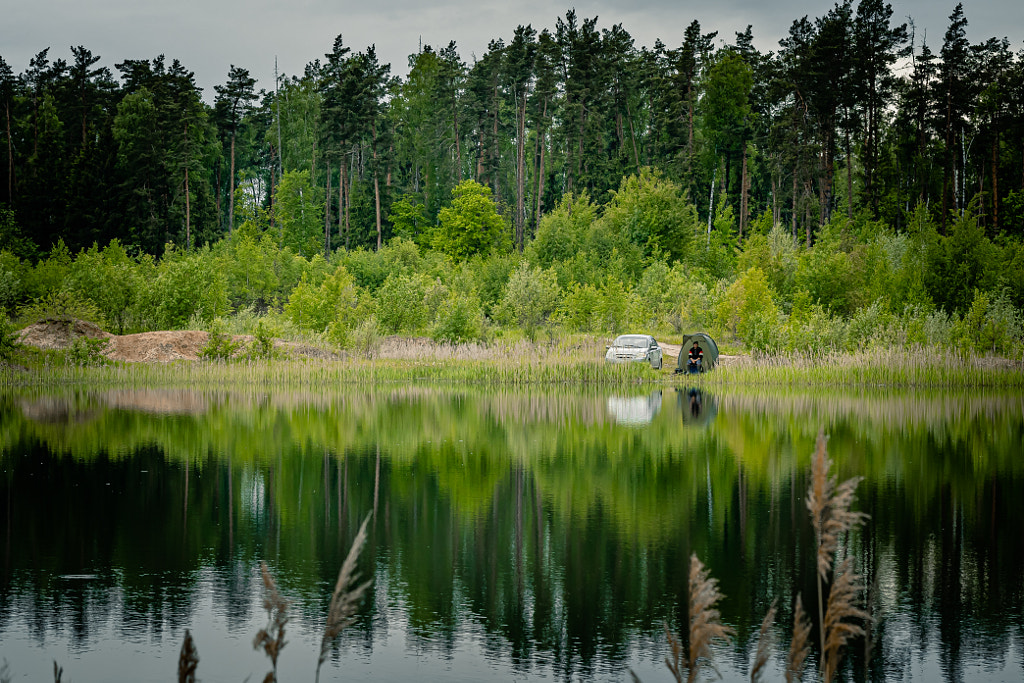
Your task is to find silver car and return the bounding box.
[605,334,663,370]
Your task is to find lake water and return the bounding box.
[0,384,1022,682]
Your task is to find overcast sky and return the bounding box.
[3,0,1021,101]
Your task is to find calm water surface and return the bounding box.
[1,385,1022,682]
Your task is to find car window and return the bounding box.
[613,335,648,348]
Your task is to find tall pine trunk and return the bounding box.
[516,90,527,251]
[228,130,236,234]
[373,120,382,250]
[992,137,999,231]
[325,163,332,258]
[5,101,13,203]
[739,146,749,242]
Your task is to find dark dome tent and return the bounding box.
[676,332,719,373]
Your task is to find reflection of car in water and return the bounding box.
[607,390,663,425]
[676,388,717,427]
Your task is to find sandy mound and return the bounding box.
[106,331,211,362]
[16,319,209,362]
[17,318,111,349]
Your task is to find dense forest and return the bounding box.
[1,2,1023,355]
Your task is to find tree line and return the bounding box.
[1,3,1022,258]
[1,3,1023,355]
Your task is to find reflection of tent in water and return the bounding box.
[677,388,718,427]
[606,390,663,426]
[676,332,720,372]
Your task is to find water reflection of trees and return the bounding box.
[0,387,1022,680]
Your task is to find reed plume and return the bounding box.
[805,431,869,683]
[315,513,374,683]
[253,561,290,683]
[822,558,869,682]
[785,594,811,683]
[664,625,686,683]
[682,553,735,683]
[750,600,776,683]
[177,629,199,683]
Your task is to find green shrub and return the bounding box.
[19,288,105,328]
[557,282,602,332]
[716,267,780,347]
[349,315,383,358]
[200,318,243,361]
[375,273,429,334]
[248,319,280,360]
[844,300,904,352]
[431,290,485,344]
[496,263,561,339]
[65,335,110,366]
[144,246,228,330]
[0,313,20,363]
[957,289,1023,355]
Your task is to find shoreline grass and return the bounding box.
[2,345,1021,390]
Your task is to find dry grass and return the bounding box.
[253,561,290,683]
[316,514,373,683]
[177,629,199,683]
[821,559,869,682]
[805,431,870,683]
[806,432,868,582]
[681,554,735,683]
[750,600,777,683]
[785,595,812,683]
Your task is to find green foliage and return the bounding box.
[595,278,631,333]
[65,335,110,367]
[527,193,598,268]
[200,318,243,361]
[496,263,562,337]
[388,195,429,244]
[0,207,37,261]
[433,180,509,260]
[781,289,846,353]
[276,170,326,258]
[349,315,383,358]
[285,264,365,340]
[598,168,695,263]
[932,207,999,313]
[956,289,1023,356]
[66,240,144,334]
[24,239,73,302]
[557,283,603,332]
[0,313,20,363]
[144,245,228,330]
[248,319,280,360]
[717,267,781,350]
[739,224,798,302]
[692,197,738,279]
[19,288,105,327]
[375,273,430,334]
[0,250,27,315]
[219,231,285,309]
[431,289,485,344]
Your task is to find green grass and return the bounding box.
[3,340,1021,389]
[703,348,1024,389]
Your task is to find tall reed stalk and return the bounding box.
[663,554,735,683]
[805,431,869,682]
[253,561,289,683]
[316,514,373,683]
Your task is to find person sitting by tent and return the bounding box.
[687,341,704,372]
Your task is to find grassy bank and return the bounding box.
[707,348,1024,389]
[3,343,1022,389]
